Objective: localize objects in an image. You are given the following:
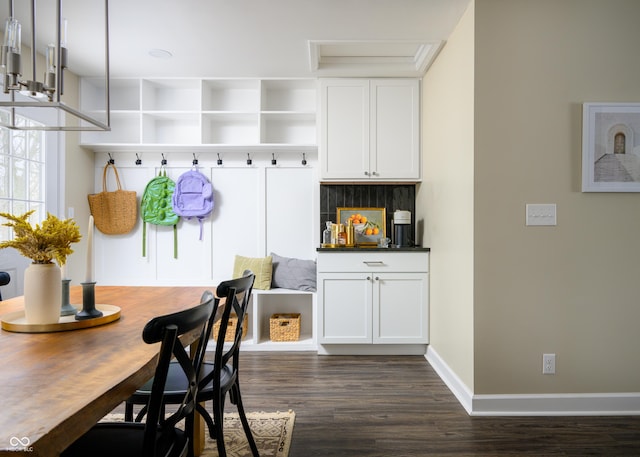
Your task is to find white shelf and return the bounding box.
[81,78,316,152]
[260,112,316,144]
[82,111,140,144]
[205,288,317,352]
[261,79,316,112]
[142,112,200,144]
[142,79,201,111]
[202,79,260,112]
[202,113,260,144]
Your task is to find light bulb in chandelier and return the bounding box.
[1,17,21,92]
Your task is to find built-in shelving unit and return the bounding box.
[208,289,317,352]
[80,78,317,153]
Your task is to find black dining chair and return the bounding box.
[125,271,259,457]
[0,271,10,301]
[61,291,215,457]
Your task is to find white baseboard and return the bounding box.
[425,346,474,414]
[425,346,640,416]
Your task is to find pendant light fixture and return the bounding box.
[0,0,110,131]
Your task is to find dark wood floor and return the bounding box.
[229,352,640,456]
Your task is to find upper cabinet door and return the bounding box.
[370,79,420,181]
[319,79,370,179]
[319,78,420,182]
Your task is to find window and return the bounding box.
[0,112,47,241]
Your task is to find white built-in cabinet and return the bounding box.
[80,78,317,151]
[317,250,429,354]
[319,78,420,181]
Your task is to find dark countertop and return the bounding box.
[317,246,430,252]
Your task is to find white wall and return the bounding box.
[419,0,475,391]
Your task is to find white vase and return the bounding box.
[24,263,62,325]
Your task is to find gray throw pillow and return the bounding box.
[270,252,317,292]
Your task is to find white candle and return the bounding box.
[85,215,94,283]
[61,263,67,280]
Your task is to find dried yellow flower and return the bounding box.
[0,210,82,265]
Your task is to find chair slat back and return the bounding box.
[140,293,214,457]
[189,291,219,380]
[213,271,255,374]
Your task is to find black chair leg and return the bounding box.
[232,383,260,457]
[124,402,134,422]
[184,412,195,457]
[196,403,216,439]
[213,392,227,457]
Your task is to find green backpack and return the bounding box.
[141,170,179,258]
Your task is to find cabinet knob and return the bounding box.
[372,171,378,176]
[375,276,379,281]
[366,276,371,281]
[364,171,370,176]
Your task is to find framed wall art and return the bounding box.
[336,207,386,246]
[582,103,640,192]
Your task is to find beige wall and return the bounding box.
[422,0,640,396]
[419,1,475,389]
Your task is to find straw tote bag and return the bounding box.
[88,163,138,235]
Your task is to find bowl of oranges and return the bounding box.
[347,213,381,239]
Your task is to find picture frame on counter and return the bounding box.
[336,207,386,246]
[582,102,640,192]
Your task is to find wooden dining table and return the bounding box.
[0,285,214,457]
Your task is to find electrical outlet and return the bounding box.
[543,353,556,374]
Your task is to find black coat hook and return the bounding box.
[271,153,277,165]
[301,153,307,166]
[161,153,167,166]
[246,153,252,166]
[107,153,115,164]
[217,153,223,165]
[135,153,142,165]
[192,153,198,166]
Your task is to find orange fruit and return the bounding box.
[361,216,367,223]
[372,227,379,235]
[365,228,373,236]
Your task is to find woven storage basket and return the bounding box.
[88,163,137,235]
[269,313,300,342]
[212,313,247,342]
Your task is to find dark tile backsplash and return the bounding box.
[320,184,416,244]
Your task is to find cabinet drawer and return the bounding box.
[317,251,428,273]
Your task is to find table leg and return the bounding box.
[193,404,205,456]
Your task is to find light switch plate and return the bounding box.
[526,204,556,226]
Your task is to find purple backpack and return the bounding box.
[171,170,214,240]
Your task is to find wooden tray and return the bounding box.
[0,304,121,333]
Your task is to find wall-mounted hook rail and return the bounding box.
[135,153,142,165]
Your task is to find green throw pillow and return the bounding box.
[233,255,272,290]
